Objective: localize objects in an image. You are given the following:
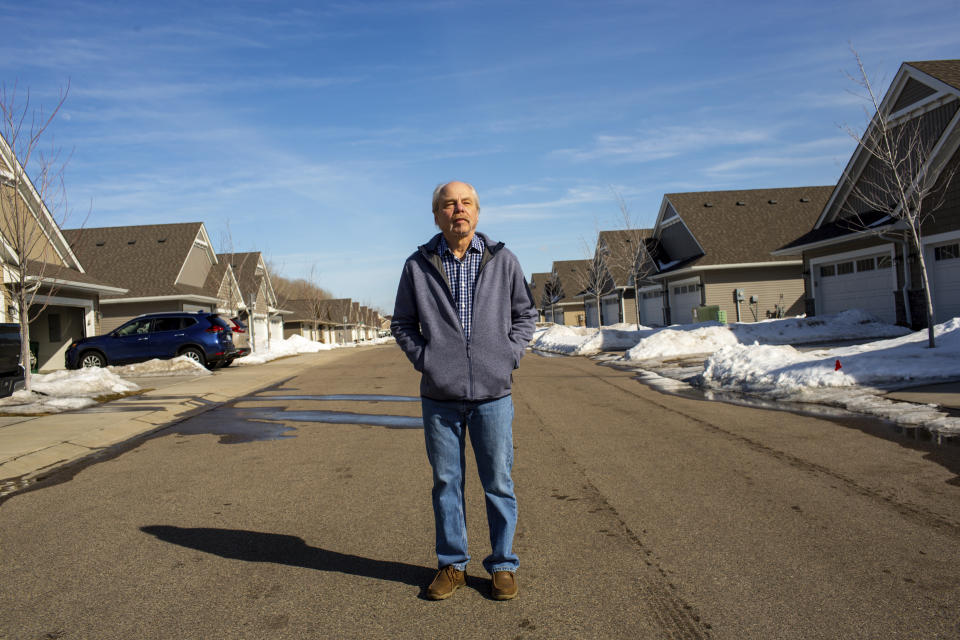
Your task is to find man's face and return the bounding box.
[434,181,479,240]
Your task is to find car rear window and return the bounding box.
[182,317,198,329]
[153,317,183,332]
[210,316,231,330]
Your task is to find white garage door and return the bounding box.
[930,240,960,323]
[817,253,896,323]
[601,296,620,326]
[639,289,664,327]
[252,317,269,351]
[669,283,701,325]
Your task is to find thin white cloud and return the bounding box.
[555,125,775,164]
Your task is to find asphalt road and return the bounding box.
[1,345,959,639]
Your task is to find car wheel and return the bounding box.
[179,347,207,368]
[80,351,106,368]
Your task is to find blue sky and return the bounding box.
[3,0,960,312]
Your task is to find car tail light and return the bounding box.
[206,325,225,333]
[232,326,246,333]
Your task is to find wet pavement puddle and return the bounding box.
[250,394,419,403]
[169,394,423,444]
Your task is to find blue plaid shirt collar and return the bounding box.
[437,233,484,260]
[436,234,485,341]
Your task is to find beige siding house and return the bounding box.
[776,59,960,328]
[582,229,653,326]
[545,260,589,326]
[644,186,834,325]
[63,223,225,335]
[219,252,289,351]
[1,133,128,371]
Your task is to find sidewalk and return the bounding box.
[884,380,960,411]
[0,352,323,486]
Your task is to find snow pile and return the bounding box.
[623,310,909,363]
[531,311,909,359]
[531,324,653,356]
[702,318,960,393]
[0,367,141,414]
[108,356,212,377]
[236,334,393,365]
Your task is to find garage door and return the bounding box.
[669,283,701,325]
[930,240,960,323]
[601,296,620,326]
[816,253,896,323]
[639,289,664,327]
[584,300,600,328]
[252,318,269,351]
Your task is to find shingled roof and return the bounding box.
[62,223,219,301]
[550,259,591,303]
[657,186,834,271]
[598,229,653,287]
[908,60,960,92]
[218,252,268,303]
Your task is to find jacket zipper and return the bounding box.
[421,241,502,400]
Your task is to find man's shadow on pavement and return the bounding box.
[140,525,489,599]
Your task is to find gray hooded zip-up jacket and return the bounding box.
[391,232,538,401]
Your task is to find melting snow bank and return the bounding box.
[696,318,960,436]
[532,312,960,437]
[236,334,394,365]
[530,310,909,358]
[0,367,143,414]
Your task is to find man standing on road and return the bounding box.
[391,181,537,601]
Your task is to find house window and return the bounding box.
[820,265,835,277]
[48,313,61,342]
[877,256,892,269]
[934,243,959,261]
[836,261,854,275]
[856,258,875,272]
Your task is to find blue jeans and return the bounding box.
[421,395,519,574]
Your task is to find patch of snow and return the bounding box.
[531,313,960,435]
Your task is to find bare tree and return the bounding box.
[543,270,563,324]
[575,232,614,328]
[842,50,958,347]
[610,191,655,326]
[0,83,73,389]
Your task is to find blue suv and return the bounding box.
[65,312,237,370]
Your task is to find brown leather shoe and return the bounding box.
[426,565,466,600]
[490,571,518,600]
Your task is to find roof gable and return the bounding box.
[0,133,85,272]
[63,222,215,299]
[818,59,960,229]
[659,186,833,270]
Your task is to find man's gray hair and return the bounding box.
[432,181,480,214]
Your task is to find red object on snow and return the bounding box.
[835,359,842,371]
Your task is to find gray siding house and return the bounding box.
[776,59,960,327]
[643,186,834,326]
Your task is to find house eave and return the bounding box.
[24,275,128,295]
[771,224,905,256]
[101,294,222,305]
[650,260,803,280]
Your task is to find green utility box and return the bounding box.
[717,310,727,324]
[694,305,721,322]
